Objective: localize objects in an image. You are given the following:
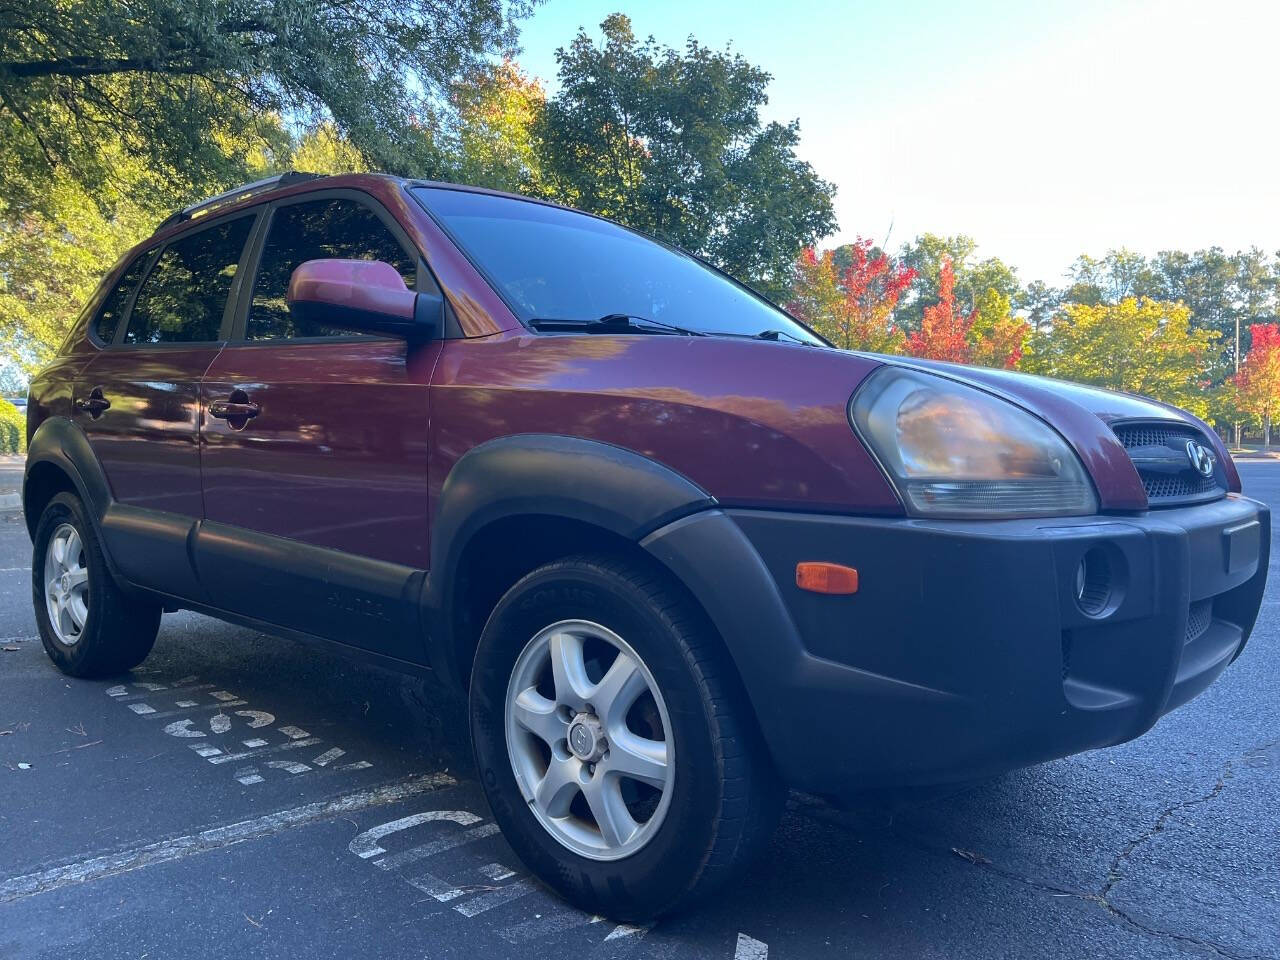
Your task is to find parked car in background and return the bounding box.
[22,173,1270,920]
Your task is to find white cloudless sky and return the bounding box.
[515,0,1280,285]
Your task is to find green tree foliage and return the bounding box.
[290,123,368,176]
[536,15,835,301]
[0,0,530,211]
[451,59,545,194]
[1024,298,1219,418]
[0,144,164,366]
[0,398,25,452]
[895,233,1019,333]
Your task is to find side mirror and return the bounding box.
[287,259,442,341]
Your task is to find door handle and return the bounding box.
[74,388,111,418]
[209,400,260,420]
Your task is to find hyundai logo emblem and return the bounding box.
[1185,439,1215,478]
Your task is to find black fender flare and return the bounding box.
[23,417,113,536]
[424,434,716,677]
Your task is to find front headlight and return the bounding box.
[850,366,1097,518]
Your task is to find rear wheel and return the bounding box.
[470,554,782,920]
[33,492,161,677]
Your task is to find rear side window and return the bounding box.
[93,253,150,344]
[247,198,417,340]
[124,216,254,344]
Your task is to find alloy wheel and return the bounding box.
[504,619,675,861]
[45,522,90,646]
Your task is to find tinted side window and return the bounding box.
[124,216,253,344]
[248,199,416,340]
[93,252,150,343]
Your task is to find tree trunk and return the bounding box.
[1234,421,1241,448]
[1265,415,1271,451]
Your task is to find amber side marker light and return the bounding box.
[795,562,859,595]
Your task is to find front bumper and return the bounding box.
[642,495,1269,794]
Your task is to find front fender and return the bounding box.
[427,433,715,598]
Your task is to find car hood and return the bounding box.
[861,354,1241,507]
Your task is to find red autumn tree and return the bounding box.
[906,258,972,362]
[905,258,1028,368]
[786,239,914,352]
[1233,322,1280,447]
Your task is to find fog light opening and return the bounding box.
[1074,547,1113,617]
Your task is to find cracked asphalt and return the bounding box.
[1,462,1278,960]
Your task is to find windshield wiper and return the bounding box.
[529,314,706,336]
[754,328,812,344]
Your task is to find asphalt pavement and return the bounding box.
[2,465,1279,960]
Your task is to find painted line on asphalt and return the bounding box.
[735,934,769,960]
[0,773,455,903]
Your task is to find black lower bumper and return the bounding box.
[642,496,1269,794]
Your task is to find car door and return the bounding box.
[196,191,441,660]
[77,212,257,600]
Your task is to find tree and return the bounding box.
[906,260,971,363]
[1019,279,1061,334]
[894,233,1019,333]
[785,239,914,352]
[536,15,835,301]
[0,143,164,368]
[968,286,1028,369]
[0,0,529,210]
[290,122,368,175]
[1233,323,1280,447]
[452,58,546,194]
[903,259,1027,368]
[1023,298,1219,418]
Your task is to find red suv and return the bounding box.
[23,173,1269,919]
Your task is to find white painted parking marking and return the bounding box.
[143,700,248,719]
[604,924,649,942]
[210,714,232,734]
[373,823,502,870]
[349,810,483,859]
[236,710,275,728]
[407,872,465,902]
[312,748,345,767]
[265,760,310,775]
[338,760,372,771]
[242,738,268,748]
[0,774,455,902]
[453,879,536,917]
[479,862,516,882]
[190,744,222,758]
[127,703,155,715]
[235,766,265,785]
[105,685,127,698]
[278,725,310,739]
[175,700,198,708]
[207,736,321,765]
[735,934,768,960]
[116,683,216,704]
[164,719,206,738]
[210,690,240,702]
[499,910,604,944]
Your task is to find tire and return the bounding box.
[470,553,783,921]
[32,492,161,678]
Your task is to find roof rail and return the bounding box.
[156,171,326,230]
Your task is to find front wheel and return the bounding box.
[470,554,782,920]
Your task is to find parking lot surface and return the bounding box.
[2,464,1279,960]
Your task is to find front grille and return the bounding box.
[1185,599,1213,644]
[1112,421,1227,507]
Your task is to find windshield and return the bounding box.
[412,187,823,343]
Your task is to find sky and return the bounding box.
[514,0,1280,286]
